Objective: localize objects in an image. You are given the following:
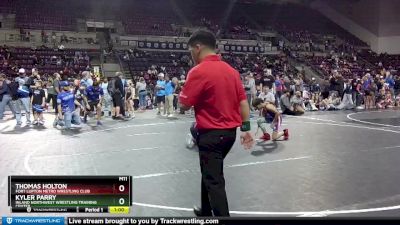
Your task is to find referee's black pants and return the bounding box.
[197,128,236,217]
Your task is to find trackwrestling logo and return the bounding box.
[2,217,64,225]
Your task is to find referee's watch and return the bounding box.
[241,121,251,132]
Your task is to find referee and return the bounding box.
[179,30,254,217]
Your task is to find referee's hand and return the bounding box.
[240,131,254,150]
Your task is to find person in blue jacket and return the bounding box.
[56,81,83,130]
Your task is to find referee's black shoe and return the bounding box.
[193,206,212,217]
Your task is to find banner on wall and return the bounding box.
[136,41,265,53]
[137,41,187,50]
[224,44,264,53]
[86,21,105,28]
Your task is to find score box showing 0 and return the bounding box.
[8,176,132,213]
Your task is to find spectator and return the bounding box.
[375,74,383,91]
[172,77,180,111]
[164,75,175,117]
[320,92,341,110]
[363,75,373,109]
[280,90,296,115]
[60,34,68,43]
[283,75,291,91]
[56,81,82,130]
[385,73,395,100]
[26,31,31,42]
[124,80,135,118]
[351,78,358,105]
[56,57,63,66]
[290,91,305,115]
[41,30,46,43]
[355,79,363,107]
[395,93,400,107]
[0,74,15,120]
[376,88,394,109]
[123,52,130,61]
[261,70,275,90]
[108,72,123,119]
[337,79,354,110]
[329,74,338,96]
[83,80,103,124]
[14,68,31,126]
[370,80,378,107]
[30,80,46,125]
[258,86,275,104]
[73,78,86,118]
[336,75,345,97]
[51,32,57,45]
[136,77,147,111]
[101,77,112,117]
[80,71,93,87]
[51,73,62,127]
[244,73,256,111]
[155,73,166,116]
[302,89,318,111]
[394,75,400,97]
[180,75,186,84]
[274,75,284,107]
[294,76,304,92]
[309,77,321,104]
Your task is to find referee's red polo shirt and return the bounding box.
[179,54,246,130]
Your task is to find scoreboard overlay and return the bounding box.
[8,176,132,213]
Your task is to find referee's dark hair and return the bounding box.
[188,30,216,50]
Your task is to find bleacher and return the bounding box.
[119,0,181,36]
[0,0,395,85]
[14,0,77,31]
[0,46,96,77]
[118,50,191,81]
[0,0,371,47]
[0,0,16,14]
[359,50,400,71]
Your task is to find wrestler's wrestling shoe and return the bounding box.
[283,129,289,140]
[260,133,271,141]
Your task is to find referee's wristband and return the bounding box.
[240,121,251,132]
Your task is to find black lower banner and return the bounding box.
[67,217,400,225]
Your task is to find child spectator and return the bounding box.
[376,89,394,109]
[320,92,341,111]
[303,89,318,111]
[290,91,305,115]
[258,86,275,104]
[31,81,46,125]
